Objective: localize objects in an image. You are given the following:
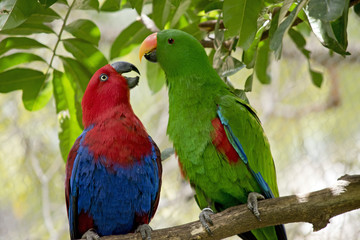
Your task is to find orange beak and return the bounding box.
[139,32,157,62]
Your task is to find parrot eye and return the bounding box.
[168,38,174,44]
[99,73,108,82]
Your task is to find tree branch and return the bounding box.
[98,174,360,240]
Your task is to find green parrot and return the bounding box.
[139,29,287,240]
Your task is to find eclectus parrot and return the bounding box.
[65,61,162,240]
[139,30,287,240]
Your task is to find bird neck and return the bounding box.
[82,103,133,128]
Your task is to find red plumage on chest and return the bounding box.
[83,106,152,166]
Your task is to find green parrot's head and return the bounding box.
[139,29,212,78]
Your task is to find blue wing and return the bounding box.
[67,127,93,239]
[216,106,274,199]
[67,127,161,237]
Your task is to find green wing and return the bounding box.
[217,94,279,198]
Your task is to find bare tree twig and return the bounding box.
[138,14,160,33]
[95,174,360,240]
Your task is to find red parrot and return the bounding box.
[65,61,162,240]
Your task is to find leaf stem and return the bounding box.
[45,0,76,77]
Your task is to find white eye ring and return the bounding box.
[99,73,108,81]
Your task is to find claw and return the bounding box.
[135,224,153,240]
[81,228,100,240]
[247,192,265,220]
[199,207,214,234]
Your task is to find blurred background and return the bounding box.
[0,5,360,240]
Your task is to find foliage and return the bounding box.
[0,0,354,161]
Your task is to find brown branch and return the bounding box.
[350,0,360,7]
[99,174,360,240]
[198,20,225,32]
[199,39,233,50]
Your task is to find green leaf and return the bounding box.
[223,0,264,50]
[355,4,360,18]
[60,56,91,94]
[110,21,152,59]
[204,1,223,12]
[74,0,99,10]
[0,68,46,110]
[309,67,323,87]
[279,0,296,22]
[288,28,305,48]
[30,77,53,111]
[26,7,61,23]
[220,56,245,77]
[0,0,40,30]
[242,20,269,68]
[307,18,349,55]
[146,61,165,93]
[255,39,271,84]
[0,22,55,35]
[0,37,49,56]
[60,56,89,128]
[268,8,280,38]
[53,70,68,113]
[288,28,310,58]
[307,0,345,22]
[233,89,249,103]
[57,0,68,5]
[180,21,203,40]
[295,21,312,37]
[170,0,191,28]
[62,38,108,73]
[270,0,307,59]
[129,0,143,14]
[65,19,101,46]
[58,113,83,161]
[39,0,58,8]
[100,0,121,11]
[52,70,83,161]
[0,53,45,72]
[244,73,253,92]
[153,0,171,29]
[330,0,349,50]
[305,0,350,56]
[288,28,323,87]
[169,0,181,8]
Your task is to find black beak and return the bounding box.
[110,61,140,89]
[144,50,157,63]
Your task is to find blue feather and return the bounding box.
[69,127,160,236]
[216,106,274,199]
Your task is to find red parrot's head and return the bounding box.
[81,61,140,127]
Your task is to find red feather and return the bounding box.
[211,118,239,164]
[83,108,152,166]
[80,64,152,165]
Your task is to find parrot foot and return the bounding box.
[199,207,214,234]
[247,192,265,220]
[81,228,100,240]
[135,224,153,240]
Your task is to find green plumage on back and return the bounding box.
[142,29,286,240]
